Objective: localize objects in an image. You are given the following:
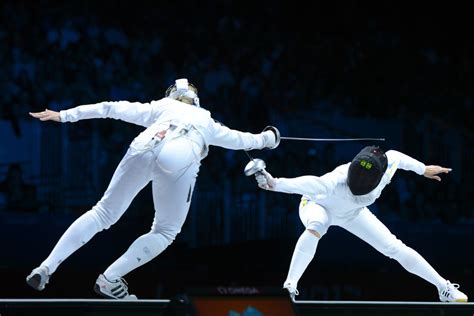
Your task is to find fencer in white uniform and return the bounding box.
[26,78,280,299]
[254,146,468,302]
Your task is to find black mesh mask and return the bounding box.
[347,146,388,195]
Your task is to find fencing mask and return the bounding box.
[165,78,200,107]
[347,145,388,195]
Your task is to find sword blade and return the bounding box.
[244,150,254,161]
[281,136,385,142]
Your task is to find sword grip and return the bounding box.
[244,159,266,176]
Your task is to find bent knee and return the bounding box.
[150,228,180,244]
[307,229,321,238]
[90,208,120,230]
[306,221,328,237]
[149,231,175,246]
[161,232,177,244]
[381,239,407,259]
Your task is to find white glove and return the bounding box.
[255,169,276,190]
[261,126,280,149]
[262,131,276,149]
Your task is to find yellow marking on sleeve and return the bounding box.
[387,161,399,178]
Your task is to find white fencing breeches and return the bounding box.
[41,136,201,276]
[285,201,446,290]
[340,207,446,289]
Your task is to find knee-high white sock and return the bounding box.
[41,211,102,274]
[103,233,171,280]
[284,230,320,287]
[396,246,446,290]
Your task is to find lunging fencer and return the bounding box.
[248,146,468,302]
[26,78,280,299]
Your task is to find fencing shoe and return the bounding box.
[26,266,50,291]
[94,274,137,300]
[283,282,299,302]
[438,280,468,302]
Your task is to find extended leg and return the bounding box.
[283,200,330,300]
[95,139,201,298]
[340,207,467,302]
[26,150,155,291]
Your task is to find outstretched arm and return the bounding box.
[386,150,426,175]
[386,150,451,181]
[208,120,278,150]
[30,101,162,127]
[255,166,343,197]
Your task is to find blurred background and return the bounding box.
[0,0,472,302]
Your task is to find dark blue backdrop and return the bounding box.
[0,0,472,301]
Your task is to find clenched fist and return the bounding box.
[255,169,276,190]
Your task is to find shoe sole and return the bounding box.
[93,284,137,300]
[94,284,116,299]
[26,274,43,291]
[440,298,468,303]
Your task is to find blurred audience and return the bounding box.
[0,163,39,212]
[0,0,472,229]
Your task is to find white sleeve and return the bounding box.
[207,120,266,150]
[273,165,345,196]
[59,100,163,127]
[386,150,426,175]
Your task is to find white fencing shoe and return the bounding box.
[26,266,50,291]
[283,282,300,302]
[438,280,468,302]
[94,274,138,300]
